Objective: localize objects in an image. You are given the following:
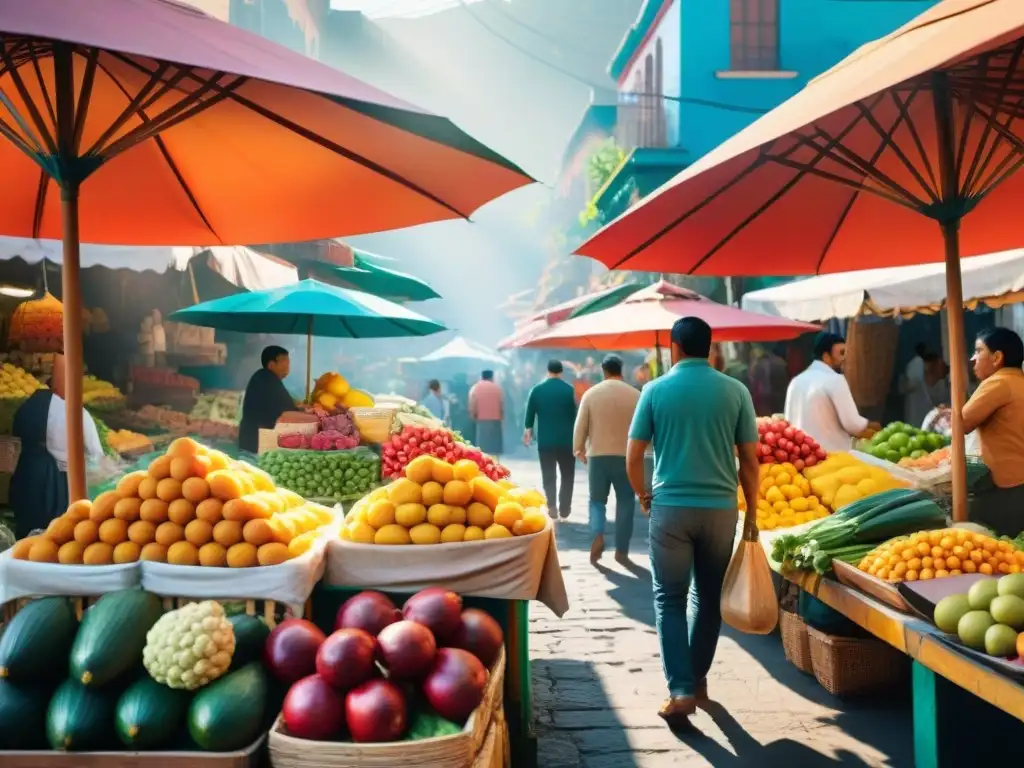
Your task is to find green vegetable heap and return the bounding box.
[258,446,381,502]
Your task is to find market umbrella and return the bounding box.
[575,0,1024,519]
[307,251,440,302]
[418,336,508,367]
[520,281,820,350]
[0,0,530,498]
[169,279,447,397]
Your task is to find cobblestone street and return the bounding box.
[505,457,914,767]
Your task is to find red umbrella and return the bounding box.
[0,0,532,498]
[520,281,820,349]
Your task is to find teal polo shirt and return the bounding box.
[629,359,758,509]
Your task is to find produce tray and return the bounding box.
[896,575,1024,682]
[831,560,912,613]
[0,734,266,768]
[268,646,505,768]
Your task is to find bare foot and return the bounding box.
[614,551,632,567]
[590,535,605,565]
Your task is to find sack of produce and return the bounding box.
[259,446,381,502]
[720,517,778,635]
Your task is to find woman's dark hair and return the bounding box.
[481,370,494,381]
[261,345,289,368]
[978,326,1024,368]
[813,332,845,360]
[670,317,712,358]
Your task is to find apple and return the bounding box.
[814,448,827,460]
[774,449,788,462]
[800,443,811,456]
[783,427,795,439]
[794,430,805,442]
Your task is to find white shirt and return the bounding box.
[902,356,932,429]
[46,394,105,471]
[784,361,869,453]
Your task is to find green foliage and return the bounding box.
[578,139,627,226]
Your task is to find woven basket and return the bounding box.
[806,625,908,697]
[779,607,813,674]
[269,646,506,768]
[0,436,21,474]
[350,407,397,445]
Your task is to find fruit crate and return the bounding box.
[0,733,266,768]
[268,645,506,768]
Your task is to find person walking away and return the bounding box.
[10,353,105,539]
[524,360,578,519]
[962,327,1024,534]
[626,317,761,725]
[901,343,933,428]
[574,355,640,565]
[238,346,300,453]
[784,332,880,453]
[469,370,504,458]
[421,379,449,423]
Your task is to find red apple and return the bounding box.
[814,448,827,460]
[800,443,811,456]
[794,430,805,442]
[783,427,795,439]
[317,629,378,692]
[345,679,408,743]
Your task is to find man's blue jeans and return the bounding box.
[649,504,738,697]
[587,456,635,553]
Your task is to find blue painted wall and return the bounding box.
[616,0,937,163]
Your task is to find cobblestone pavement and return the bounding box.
[504,456,913,768]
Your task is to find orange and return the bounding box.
[82,542,114,565]
[113,541,141,564]
[114,497,143,522]
[452,459,480,482]
[167,499,196,526]
[226,542,258,568]
[140,542,168,562]
[195,498,224,524]
[431,460,455,485]
[206,450,231,472]
[138,477,159,501]
[167,437,202,461]
[148,455,173,480]
[167,540,199,566]
[181,477,211,503]
[185,519,214,547]
[213,519,244,547]
[191,454,214,479]
[267,516,297,545]
[154,521,185,547]
[116,471,148,497]
[10,536,37,560]
[404,456,435,485]
[222,498,251,522]
[140,498,170,524]
[64,499,93,522]
[58,540,86,565]
[90,491,121,522]
[421,481,444,508]
[199,542,228,567]
[98,518,129,545]
[27,539,59,563]
[46,516,76,545]
[74,519,100,546]
[443,480,473,508]
[170,457,196,483]
[257,542,291,566]
[157,478,183,503]
[209,470,245,502]
[128,520,157,546]
[243,519,275,547]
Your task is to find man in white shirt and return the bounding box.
[785,333,880,453]
[901,343,933,429]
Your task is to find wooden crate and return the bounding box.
[1,734,266,768]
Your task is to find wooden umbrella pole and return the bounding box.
[941,221,969,521]
[61,184,88,501]
[305,317,313,400]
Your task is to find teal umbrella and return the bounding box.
[567,282,645,319]
[170,279,447,395]
[311,251,440,302]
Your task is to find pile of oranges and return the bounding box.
[858,527,1024,583]
[11,438,336,568]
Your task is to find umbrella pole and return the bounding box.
[941,221,969,521]
[305,318,313,401]
[60,185,88,501]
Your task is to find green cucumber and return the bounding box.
[853,499,947,543]
[228,614,270,671]
[0,596,78,682]
[188,663,268,752]
[70,589,164,687]
[46,679,116,751]
[115,676,192,750]
[0,679,53,749]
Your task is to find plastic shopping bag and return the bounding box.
[720,514,778,635]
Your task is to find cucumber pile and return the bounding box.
[0,589,272,753]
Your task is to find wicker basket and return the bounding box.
[806,625,908,697]
[349,407,397,445]
[269,646,506,768]
[0,436,21,474]
[779,607,813,674]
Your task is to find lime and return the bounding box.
[909,435,926,451]
[889,432,911,449]
[886,450,902,463]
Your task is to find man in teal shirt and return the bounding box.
[524,360,578,519]
[627,317,760,726]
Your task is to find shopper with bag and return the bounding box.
[626,317,761,726]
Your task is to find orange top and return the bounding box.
[962,368,1024,488]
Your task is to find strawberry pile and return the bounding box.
[381,425,510,482]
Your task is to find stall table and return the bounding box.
[788,572,1024,767]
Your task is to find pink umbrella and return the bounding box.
[519,281,820,349]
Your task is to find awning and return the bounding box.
[741,250,1024,322]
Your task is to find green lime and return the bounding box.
[886,450,902,463]
[889,432,911,449]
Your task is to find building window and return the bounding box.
[730,0,779,71]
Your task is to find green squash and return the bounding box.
[0,679,53,749]
[228,613,270,671]
[0,596,77,682]
[188,663,268,752]
[115,676,192,749]
[70,589,164,687]
[46,679,116,751]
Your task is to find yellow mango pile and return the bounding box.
[740,462,829,531]
[803,452,908,511]
[342,455,548,545]
[312,371,375,410]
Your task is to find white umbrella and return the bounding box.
[419,336,508,367]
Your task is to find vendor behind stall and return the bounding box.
[239,346,300,453]
[962,327,1024,535]
[10,353,104,538]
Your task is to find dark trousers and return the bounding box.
[587,456,636,553]
[539,448,575,517]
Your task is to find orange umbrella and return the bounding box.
[519,281,819,349]
[576,0,1024,519]
[0,0,531,498]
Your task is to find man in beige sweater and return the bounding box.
[574,355,641,565]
